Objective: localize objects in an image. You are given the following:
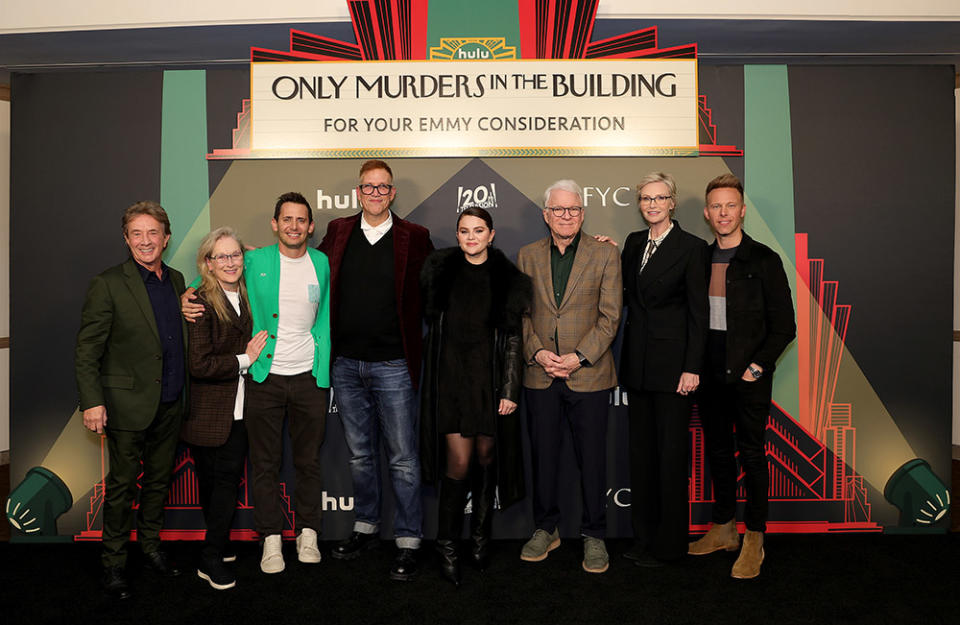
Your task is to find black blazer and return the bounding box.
[707,232,796,383]
[620,222,708,392]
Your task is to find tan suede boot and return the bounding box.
[688,520,740,555]
[731,530,764,579]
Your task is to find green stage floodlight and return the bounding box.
[883,458,950,529]
[6,466,73,536]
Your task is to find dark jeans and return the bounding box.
[698,375,773,533]
[627,388,691,560]
[102,399,181,568]
[245,371,328,535]
[525,380,609,539]
[331,357,422,548]
[193,420,248,560]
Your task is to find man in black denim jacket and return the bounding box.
[687,173,796,580]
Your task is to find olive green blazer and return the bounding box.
[75,258,187,431]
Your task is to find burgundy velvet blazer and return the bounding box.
[317,212,433,389]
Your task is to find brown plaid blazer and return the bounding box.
[181,292,252,447]
[517,233,622,392]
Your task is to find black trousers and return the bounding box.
[245,371,328,535]
[102,399,181,568]
[525,380,609,539]
[192,420,248,560]
[627,387,691,560]
[698,374,773,533]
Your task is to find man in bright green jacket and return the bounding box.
[185,191,330,574]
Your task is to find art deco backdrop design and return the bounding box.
[7,0,954,540]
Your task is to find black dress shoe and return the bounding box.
[633,553,666,568]
[102,566,132,600]
[389,548,419,581]
[331,531,379,560]
[622,543,645,562]
[143,550,182,577]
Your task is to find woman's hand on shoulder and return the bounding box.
[592,234,618,247]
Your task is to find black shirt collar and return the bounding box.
[134,260,169,282]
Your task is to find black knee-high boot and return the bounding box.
[469,463,496,570]
[437,476,468,586]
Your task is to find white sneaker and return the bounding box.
[297,528,322,564]
[260,534,285,574]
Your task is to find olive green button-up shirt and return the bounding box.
[550,230,581,307]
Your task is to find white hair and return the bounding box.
[543,179,583,207]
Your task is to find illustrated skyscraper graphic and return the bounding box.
[75,444,296,541]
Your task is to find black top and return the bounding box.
[335,220,404,362]
[136,261,185,403]
[438,257,494,435]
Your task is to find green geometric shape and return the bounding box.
[426,0,521,54]
[166,201,211,287]
[161,70,210,273]
[744,65,799,419]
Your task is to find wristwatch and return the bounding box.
[577,352,590,368]
[748,364,763,379]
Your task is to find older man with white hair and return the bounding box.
[516,179,622,574]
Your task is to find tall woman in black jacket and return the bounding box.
[420,207,531,586]
[620,172,709,566]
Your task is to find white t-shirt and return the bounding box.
[225,289,251,421]
[270,253,319,375]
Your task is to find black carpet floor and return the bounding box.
[2,535,959,625]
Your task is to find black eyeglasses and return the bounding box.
[358,183,394,196]
[546,206,583,217]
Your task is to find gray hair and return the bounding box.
[636,171,678,201]
[543,179,584,207]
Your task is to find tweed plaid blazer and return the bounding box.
[181,292,252,447]
[517,233,622,392]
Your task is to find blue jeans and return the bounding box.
[332,357,422,548]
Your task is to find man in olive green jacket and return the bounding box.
[75,201,187,600]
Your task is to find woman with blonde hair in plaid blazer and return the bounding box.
[181,227,268,590]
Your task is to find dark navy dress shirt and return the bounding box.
[136,262,185,403]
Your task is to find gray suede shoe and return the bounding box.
[520,528,560,562]
[582,537,609,573]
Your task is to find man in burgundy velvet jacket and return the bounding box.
[318,160,433,581]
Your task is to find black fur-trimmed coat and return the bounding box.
[419,246,532,509]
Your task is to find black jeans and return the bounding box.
[193,420,248,559]
[525,380,609,539]
[698,374,773,533]
[245,372,328,535]
[627,388,691,560]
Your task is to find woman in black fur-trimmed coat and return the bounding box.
[420,207,531,586]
